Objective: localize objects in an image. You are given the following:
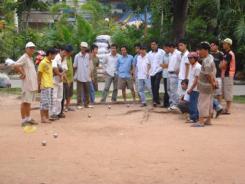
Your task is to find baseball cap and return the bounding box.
[25,42,36,48]
[80,42,88,48]
[223,38,232,45]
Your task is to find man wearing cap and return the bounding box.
[74,42,93,108]
[193,42,216,127]
[14,42,38,126]
[186,52,201,123]
[221,38,236,114]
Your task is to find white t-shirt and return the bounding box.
[73,52,93,82]
[188,62,201,91]
[16,53,38,92]
[148,49,164,76]
[136,54,150,79]
[103,53,120,77]
[52,54,62,84]
[178,50,190,80]
[168,49,181,73]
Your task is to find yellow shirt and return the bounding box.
[38,57,53,89]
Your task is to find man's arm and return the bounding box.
[187,76,198,94]
[185,63,190,79]
[37,71,42,93]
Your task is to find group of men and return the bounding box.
[14,37,236,128]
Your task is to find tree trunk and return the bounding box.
[172,0,189,42]
[143,6,147,38]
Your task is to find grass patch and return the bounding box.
[233,95,245,104]
[0,88,21,95]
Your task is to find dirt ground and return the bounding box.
[0,95,245,184]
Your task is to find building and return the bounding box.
[21,0,128,29]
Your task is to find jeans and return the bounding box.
[213,98,223,111]
[167,74,179,106]
[86,81,95,104]
[150,71,162,104]
[101,73,118,102]
[163,77,169,107]
[138,78,152,104]
[189,91,199,122]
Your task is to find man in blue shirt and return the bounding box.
[117,46,136,102]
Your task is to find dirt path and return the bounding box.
[0,95,245,184]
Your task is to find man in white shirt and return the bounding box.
[14,42,38,126]
[167,43,181,109]
[161,43,171,107]
[178,39,190,95]
[101,44,120,103]
[186,52,201,123]
[136,45,151,107]
[50,46,68,120]
[74,42,93,108]
[148,40,164,107]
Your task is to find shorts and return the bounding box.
[222,77,233,101]
[118,78,134,90]
[40,88,53,110]
[64,82,73,99]
[215,78,222,96]
[198,93,213,117]
[21,90,36,104]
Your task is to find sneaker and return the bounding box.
[21,122,31,127]
[26,118,39,125]
[170,105,178,110]
[186,119,195,123]
[153,103,157,107]
[49,115,59,121]
[140,103,147,107]
[68,107,75,111]
[215,108,223,118]
[58,113,66,118]
[77,106,83,110]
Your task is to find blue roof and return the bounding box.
[119,11,152,24]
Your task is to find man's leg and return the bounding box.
[112,76,118,102]
[138,79,145,104]
[40,89,51,123]
[163,78,169,107]
[82,82,90,107]
[77,81,82,105]
[89,81,95,104]
[51,84,58,116]
[151,75,156,104]
[155,72,162,104]
[101,74,113,103]
[122,88,127,102]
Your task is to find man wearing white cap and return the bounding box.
[14,42,38,126]
[221,38,236,114]
[74,42,94,108]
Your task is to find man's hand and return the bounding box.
[20,73,26,79]
[187,89,192,95]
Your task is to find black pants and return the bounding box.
[163,78,170,107]
[151,71,162,104]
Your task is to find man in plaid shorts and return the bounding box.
[38,48,57,123]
